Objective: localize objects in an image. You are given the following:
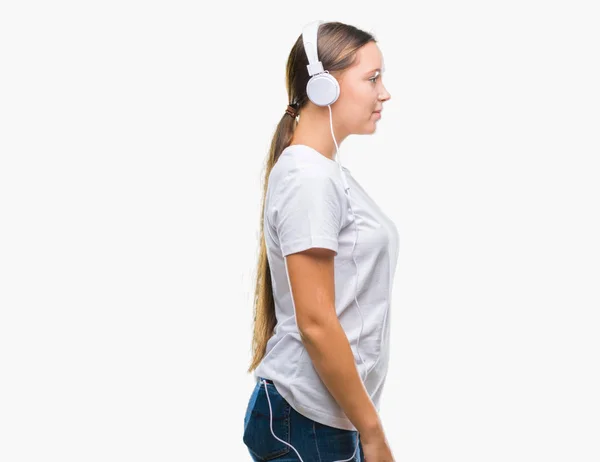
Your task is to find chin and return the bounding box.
[352,123,376,135]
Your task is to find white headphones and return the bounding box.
[302,20,340,107]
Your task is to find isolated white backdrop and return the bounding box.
[1,1,599,461]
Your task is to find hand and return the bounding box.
[360,432,395,461]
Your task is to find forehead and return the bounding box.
[351,42,384,73]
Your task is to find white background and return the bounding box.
[1,1,599,461]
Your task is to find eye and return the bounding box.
[369,75,380,84]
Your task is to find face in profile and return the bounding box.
[334,41,392,136]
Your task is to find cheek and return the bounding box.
[336,95,370,118]
[352,88,377,115]
[338,82,364,109]
[336,85,375,126]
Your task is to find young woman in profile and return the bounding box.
[243,20,398,462]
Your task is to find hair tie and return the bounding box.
[285,103,299,119]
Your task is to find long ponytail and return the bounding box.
[246,111,298,373]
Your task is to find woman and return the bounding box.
[243,20,398,461]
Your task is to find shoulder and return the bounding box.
[269,146,345,193]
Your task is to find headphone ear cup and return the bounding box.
[306,73,340,106]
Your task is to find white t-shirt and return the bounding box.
[254,144,400,431]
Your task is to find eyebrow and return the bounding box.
[366,67,385,75]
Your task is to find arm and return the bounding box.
[285,246,384,441]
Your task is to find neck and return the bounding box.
[290,104,348,161]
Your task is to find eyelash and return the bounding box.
[369,75,380,84]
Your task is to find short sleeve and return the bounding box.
[269,166,346,257]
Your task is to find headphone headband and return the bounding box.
[301,19,340,107]
[302,20,324,76]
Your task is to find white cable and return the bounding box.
[262,379,306,461]
[262,105,366,462]
[262,377,360,462]
[327,105,368,385]
[329,103,365,460]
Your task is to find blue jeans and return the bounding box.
[243,377,364,461]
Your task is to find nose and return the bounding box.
[379,84,391,102]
